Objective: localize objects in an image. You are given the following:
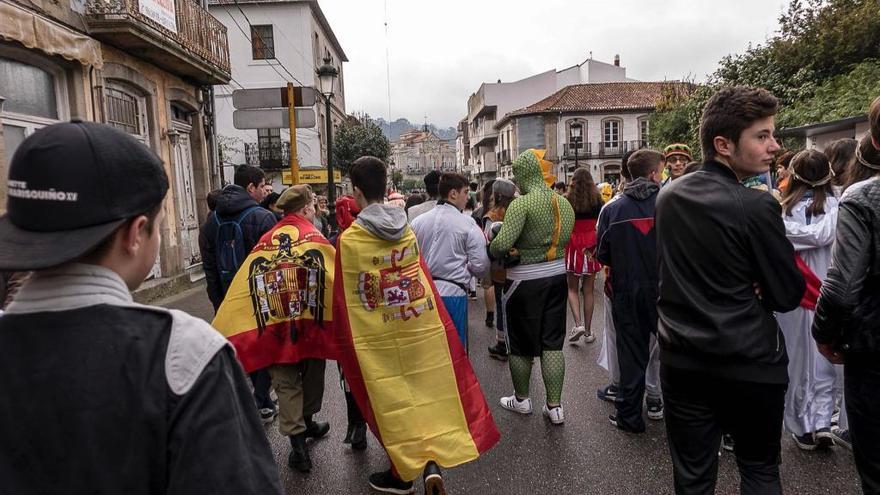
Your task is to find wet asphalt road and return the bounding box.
[161,282,861,495]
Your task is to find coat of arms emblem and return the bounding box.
[357,244,433,322]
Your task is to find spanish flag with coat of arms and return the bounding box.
[333,220,500,481]
[212,214,338,372]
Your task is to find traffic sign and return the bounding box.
[282,169,342,185]
[232,87,317,109]
[233,108,317,130]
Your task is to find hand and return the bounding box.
[753,282,763,300]
[816,342,845,364]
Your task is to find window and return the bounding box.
[1,54,68,164]
[640,119,649,148]
[568,122,584,145]
[603,120,620,148]
[257,128,282,167]
[251,25,275,60]
[104,84,148,144]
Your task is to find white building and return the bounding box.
[495,81,693,185]
[391,128,456,182]
[466,56,630,183]
[209,0,346,191]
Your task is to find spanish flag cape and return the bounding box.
[333,222,500,481]
[212,214,337,372]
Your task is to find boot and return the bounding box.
[350,422,367,451]
[304,415,330,440]
[423,461,446,495]
[288,433,311,473]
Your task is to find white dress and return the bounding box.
[776,195,840,436]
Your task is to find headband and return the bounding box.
[788,151,835,187]
[856,145,880,171]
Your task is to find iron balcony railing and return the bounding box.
[562,140,646,159]
[245,142,289,170]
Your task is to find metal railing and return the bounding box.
[561,140,646,159]
[245,142,288,170]
[86,0,230,74]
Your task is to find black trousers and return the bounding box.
[611,289,657,431]
[661,365,786,495]
[845,354,880,495]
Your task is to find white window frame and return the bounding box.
[103,81,149,145]
[603,119,621,148]
[0,46,70,142]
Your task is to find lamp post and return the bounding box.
[569,124,582,184]
[316,56,339,232]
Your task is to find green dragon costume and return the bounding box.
[490,149,574,410]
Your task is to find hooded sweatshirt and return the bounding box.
[198,185,277,309]
[489,150,574,266]
[354,203,409,242]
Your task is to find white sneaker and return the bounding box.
[543,404,565,425]
[568,325,586,342]
[583,330,596,344]
[500,395,533,414]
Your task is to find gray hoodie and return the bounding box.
[354,203,409,241]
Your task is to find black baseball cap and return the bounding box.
[0,121,169,270]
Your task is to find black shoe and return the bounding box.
[485,312,495,328]
[609,414,645,434]
[368,469,414,494]
[814,427,834,449]
[597,384,621,403]
[288,433,311,473]
[488,341,508,361]
[721,434,735,452]
[423,461,446,495]
[304,416,330,440]
[351,423,367,450]
[468,290,477,300]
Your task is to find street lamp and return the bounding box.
[569,124,583,184]
[316,56,339,232]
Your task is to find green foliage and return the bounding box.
[391,169,404,189]
[778,59,880,127]
[332,115,391,174]
[649,0,880,158]
[401,179,422,192]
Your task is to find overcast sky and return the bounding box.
[319,0,788,129]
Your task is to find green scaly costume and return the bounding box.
[490,149,575,405]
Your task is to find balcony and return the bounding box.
[495,149,511,165]
[561,140,646,159]
[245,142,288,170]
[470,119,499,147]
[85,0,231,84]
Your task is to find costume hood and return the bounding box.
[512,149,556,194]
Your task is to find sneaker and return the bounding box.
[485,312,494,328]
[831,428,852,451]
[596,384,621,403]
[583,330,596,343]
[468,290,477,300]
[422,461,446,495]
[792,432,818,451]
[646,398,664,421]
[368,470,414,494]
[609,414,645,433]
[831,408,840,427]
[487,341,508,361]
[568,325,586,342]
[260,407,277,424]
[542,404,565,425]
[721,434,735,452]
[814,427,834,449]
[500,395,533,415]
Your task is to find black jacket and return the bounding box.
[596,178,660,306]
[656,160,805,384]
[0,264,282,494]
[198,185,277,310]
[812,177,880,354]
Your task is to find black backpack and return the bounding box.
[213,206,261,290]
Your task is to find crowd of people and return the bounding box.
[0,86,878,495]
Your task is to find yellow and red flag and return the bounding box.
[212,214,337,372]
[333,222,500,481]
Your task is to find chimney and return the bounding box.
[614,54,620,67]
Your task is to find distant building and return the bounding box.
[456,118,471,175]
[466,56,630,183]
[391,128,456,181]
[209,0,347,194]
[495,81,693,185]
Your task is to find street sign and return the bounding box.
[282,169,342,185]
[232,87,317,109]
[233,108,316,130]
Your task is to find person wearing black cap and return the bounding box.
[406,170,441,222]
[0,121,283,494]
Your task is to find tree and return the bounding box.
[332,115,391,174]
[391,169,404,190]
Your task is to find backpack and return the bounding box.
[213,205,261,290]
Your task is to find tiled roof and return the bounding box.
[497,81,694,127]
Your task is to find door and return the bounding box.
[171,122,201,269]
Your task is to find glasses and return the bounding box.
[667,156,689,165]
